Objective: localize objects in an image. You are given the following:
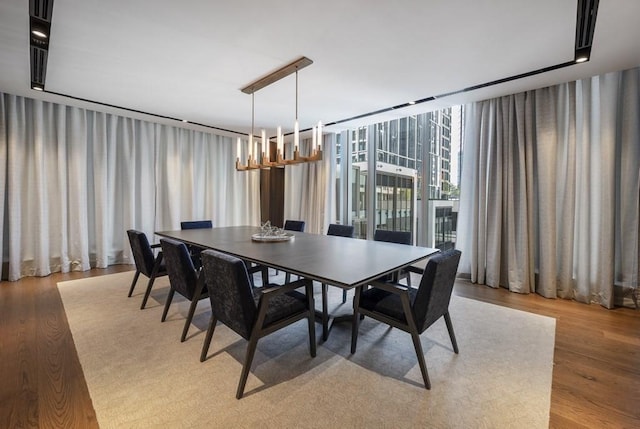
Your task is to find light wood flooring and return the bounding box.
[1,266,638,428]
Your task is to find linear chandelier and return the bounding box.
[236,56,323,171]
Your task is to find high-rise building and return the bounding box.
[344,108,454,199]
[335,107,460,246]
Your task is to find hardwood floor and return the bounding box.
[1,267,638,428]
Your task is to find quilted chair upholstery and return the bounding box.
[160,238,209,342]
[351,249,461,389]
[126,229,168,309]
[199,249,316,399]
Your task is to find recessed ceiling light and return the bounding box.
[32,85,43,91]
[409,101,416,105]
[575,56,589,63]
[31,29,47,38]
[182,119,189,123]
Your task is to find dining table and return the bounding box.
[155,225,439,337]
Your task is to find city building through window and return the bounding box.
[334,105,463,250]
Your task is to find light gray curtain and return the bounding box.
[0,93,260,281]
[284,134,334,234]
[154,125,259,229]
[458,67,640,308]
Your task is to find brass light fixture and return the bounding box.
[236,57,323,171]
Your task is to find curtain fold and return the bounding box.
[284,135,331,235]
[0,92,260,281]
[458,67,640,308]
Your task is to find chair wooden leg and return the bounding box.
[285,272,291,283]
[342,289,347,304]
[444,312,459,353]
[306,285,316,357]
[350,311,360,354]
[140,275,157,309]
[350,286,362,354]
[237,334,260,399]
[181,297,200,342]
[261,266,269,286]
[321,283,329,341]
[410,331,431,389]
[161,288,175,322]
[128,271,141,297]
[200,315,217,362]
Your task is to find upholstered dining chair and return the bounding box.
[284,219,306,232]
[283,219,306,283]
[159,238,209,342]
[320,223,355,340]
[126,229,168,310]
[351,249,461,389]
[180,219,213,269]
[199,249,316,399]
[373,229,413,286]
[180,220,213,230]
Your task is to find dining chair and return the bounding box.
[373,229,413,286]
[180,219,213,269]
[283,219,306,283]
[321,223,355,340]
[180,220,213,230]
[126,229,168,310]
[199,249,316,399]
[351,249,461,389]
[159,238,209,342]
[284,219,306,232]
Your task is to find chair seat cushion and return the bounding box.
[360,286,417,323]
[253,289,308,326]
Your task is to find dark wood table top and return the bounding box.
[156,226,438,289]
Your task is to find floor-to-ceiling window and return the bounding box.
[333,106,463,247]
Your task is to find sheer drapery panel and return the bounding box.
[0,93,260,281]
[458,68,640,308]
[284,135,334,235]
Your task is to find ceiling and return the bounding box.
[1,0,640,137]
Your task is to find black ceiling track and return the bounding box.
[29,0,54,90]
[29,1,599,135]
[575,0,599,60]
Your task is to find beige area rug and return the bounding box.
[58,271,555,429]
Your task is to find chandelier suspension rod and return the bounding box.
[251,92,255,135]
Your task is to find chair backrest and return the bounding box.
[373,229,412,245]
[180,220,213,230]
[412,249,461,332]
[160,238,199,300]
[201,249,257,340]
[284,220,305,232]
[127,229,156,277]
[327,224,355,238]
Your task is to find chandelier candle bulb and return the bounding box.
[261,130,267,159]
[277,126,283,156]
[248,134,253,159]
[317,121,323,150]
[236,137,242,161]
[294,120,300,150]
[312,125,317,153]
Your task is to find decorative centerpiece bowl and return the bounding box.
[251,221,294,242]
